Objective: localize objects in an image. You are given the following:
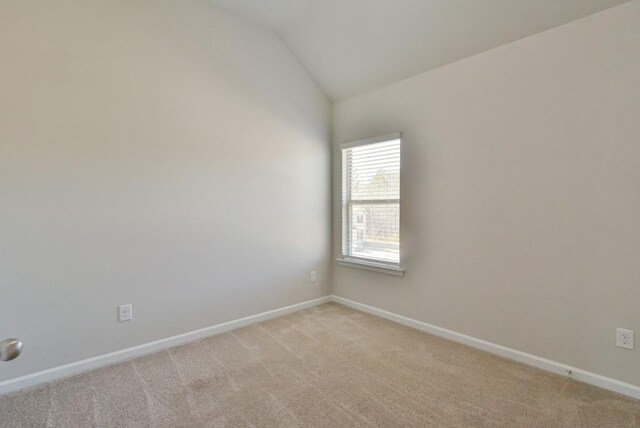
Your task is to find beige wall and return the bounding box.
[333,1,640,386]
[0,0,331,381]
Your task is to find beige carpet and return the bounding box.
[1,303,639,427]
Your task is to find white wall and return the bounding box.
[0,0,331,382]
[333,1,640,386]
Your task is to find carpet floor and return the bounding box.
[1,303,639,427]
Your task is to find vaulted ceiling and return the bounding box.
[210,0,630,101]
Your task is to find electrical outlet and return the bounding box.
[616,328,634,350]
[118,304,133,322]
[310,270,317,283]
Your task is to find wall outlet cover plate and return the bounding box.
[119,304,133,322]
[616,328,634,350]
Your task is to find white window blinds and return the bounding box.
[342,134,400,265]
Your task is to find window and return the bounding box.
[341,133,401,270]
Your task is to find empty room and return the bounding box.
[1,0,640,426]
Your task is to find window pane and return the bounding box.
[350,203,399,263]
[342,136,401,265]
[350,140,400,201]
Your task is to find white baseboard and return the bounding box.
[0,296,331,396]
[4,294,639,401]
[330,295,640,400]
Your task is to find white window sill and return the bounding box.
[336,258,405,277]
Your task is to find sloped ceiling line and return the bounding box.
[210,0,630,101]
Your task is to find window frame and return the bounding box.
[338,132,404,276]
